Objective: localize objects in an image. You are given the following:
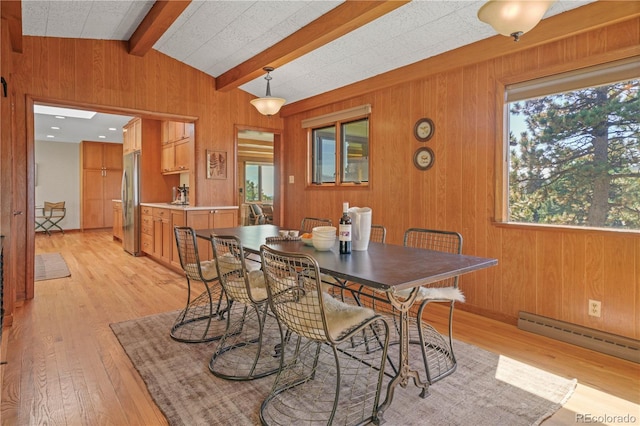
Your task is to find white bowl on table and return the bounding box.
[312,226,336,237]
[312,235,335,251]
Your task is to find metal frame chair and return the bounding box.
[402,228,464,392]
[300,217,332,233]
[171,227,229,343]
[260,245,390,426]
[369,224,387,244]
[35,201,66,235]
[208,235,280,380]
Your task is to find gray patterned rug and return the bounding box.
[111,311,577,426]
[34,252,71,281]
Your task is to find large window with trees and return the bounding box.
[505,58,639,231]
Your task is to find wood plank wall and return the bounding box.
[279,18,640,339]
[1,14,638,340]
[0,35,283,323]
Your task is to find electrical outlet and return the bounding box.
[588,299,602,317]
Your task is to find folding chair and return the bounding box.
[35,201,66,235]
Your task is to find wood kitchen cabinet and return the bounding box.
[171,210,185,270]
[161,121,193,174]
[81,141,123,230]
[140,206,154,255]
[142,206,185,271]
[123,117,141,154]
[113,201,123,242]
[153,208,172,264]
[186,209,237,259]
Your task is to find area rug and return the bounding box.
[34,252,71,281]
[111,311,577,426]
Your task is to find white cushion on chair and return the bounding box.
[185,260,218,281]
[225,270,267,303]
[322,293,375,340]
[394,286,465,303]
[287,287,375,341]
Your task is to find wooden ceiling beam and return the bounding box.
[281,1,640,116]
[128,0,191,57]
[1,0,23,53]
[215,0,410,92]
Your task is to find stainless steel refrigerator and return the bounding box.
[122,150,141,256]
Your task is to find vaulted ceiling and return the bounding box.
[6,0,597,107]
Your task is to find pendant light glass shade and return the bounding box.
[478,0,555,41]
[250,67,286,116]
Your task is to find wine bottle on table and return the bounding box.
[339,202,352,254]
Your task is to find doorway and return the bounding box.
[236,125,281,226]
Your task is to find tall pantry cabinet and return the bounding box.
[81,141,123,229]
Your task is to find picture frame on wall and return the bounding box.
[207,150,227,179]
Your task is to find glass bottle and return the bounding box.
[339,202,352,254]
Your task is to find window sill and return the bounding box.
[492,221,640,236]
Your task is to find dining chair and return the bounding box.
[171,227,229,343]
[300,216,332,232]
[208,235,280,380]
[369,224,387,244]
[259,245,390,426]
[402,228,464,390]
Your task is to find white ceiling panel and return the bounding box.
[19,0,598,142]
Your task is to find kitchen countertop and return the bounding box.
[140,202,238,212]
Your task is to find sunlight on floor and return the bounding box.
[495,355,639,425]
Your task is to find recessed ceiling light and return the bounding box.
[98,135,106,139]
[34,105,96,119]
[108,127,117,131]
[46,135,55,138]
[50,126,60,130]
[55,116,66,119]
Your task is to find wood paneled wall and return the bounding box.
[280,18,640,339]
[0,35,283,323]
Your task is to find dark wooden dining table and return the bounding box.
[195,224,498,417]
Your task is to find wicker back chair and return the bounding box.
[369,224,387,244]
[171,227,228,343]
[402,228,464,391]
[260,245,390,425]
[300,217,332,233]
[208,235,280,380]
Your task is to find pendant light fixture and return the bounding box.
[477,0,555,42]
[250,67,286,116]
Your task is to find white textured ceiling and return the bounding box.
[22,0,596,143]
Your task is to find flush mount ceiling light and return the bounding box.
[250,67,286,116]
[478,0,555,42]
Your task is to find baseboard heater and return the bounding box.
[518,311,640,364]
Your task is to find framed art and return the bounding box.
[413,146,435,170]
[207,150,228,179]
[413,118,434,142]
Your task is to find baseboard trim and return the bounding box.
[518,311,640,363]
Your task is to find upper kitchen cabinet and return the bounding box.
[80,141,123,230]
[161,121,193,174]
[126,119,180,203]
[123,117,141,154]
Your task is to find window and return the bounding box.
[303,105,371,187]
[505,58,639,230]
[245,163,274,202]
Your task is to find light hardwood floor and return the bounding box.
[1,231,638,425]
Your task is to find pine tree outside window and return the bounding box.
[505,58,639,231]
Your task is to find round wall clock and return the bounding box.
[414,118,434,142]
[413,147,435,170]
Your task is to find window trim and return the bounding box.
[305,105,371,188]
[495,56,640,232]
